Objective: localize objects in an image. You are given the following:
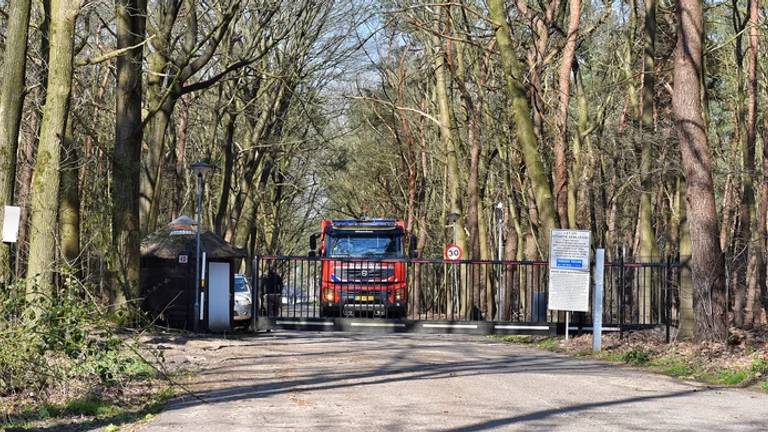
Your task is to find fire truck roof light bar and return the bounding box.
[330,219,398,227]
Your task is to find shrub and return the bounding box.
[621,349,651,365]
[0,273,156,410]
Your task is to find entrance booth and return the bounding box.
[140,216,247,332]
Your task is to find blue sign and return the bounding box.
[556,258,583,269]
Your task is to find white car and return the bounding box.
[233,274,252,324]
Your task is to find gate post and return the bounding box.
[665,255,671,343]
[618,247,625,339]
[251,256,260,332]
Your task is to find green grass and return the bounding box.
[64,398,122,417]
[125,357,159,380]
[535,337,560,350]
[750,358,768,374]
[496,335,533,344]
[621,349,651,366]
[6,386,176,430]
[494,335,768,392]
[716,370,750,386]
[652,357,694,377]
[493,335,560,350]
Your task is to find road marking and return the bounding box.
[494,325,550,331]
[422,323,478,329]
[349,322,406,328]
[275,320,334,326]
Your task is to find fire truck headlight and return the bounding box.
[395,288,405,301]
[323,288,335,302]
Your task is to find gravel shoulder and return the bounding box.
[132,331,768,431]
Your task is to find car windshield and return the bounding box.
[327,233,403,258]
[234,276,250,293]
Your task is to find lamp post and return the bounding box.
[495,202,504,261]
[190,161,212,332]
[495,202,504,321]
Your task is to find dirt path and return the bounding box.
[135,331,768,431]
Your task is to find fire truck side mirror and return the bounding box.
[408,235,418,258]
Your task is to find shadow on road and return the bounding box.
[13,332,732,432]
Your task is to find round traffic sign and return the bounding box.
[445,244,463,261]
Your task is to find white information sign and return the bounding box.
[548,229,591,312]
[2,206,21,243]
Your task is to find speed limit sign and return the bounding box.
[445,244,463,261]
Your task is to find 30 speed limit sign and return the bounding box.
[444,244,463,261]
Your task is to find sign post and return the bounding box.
[547,229,591,341]
[593,248,605,352]
[444,243,463,315]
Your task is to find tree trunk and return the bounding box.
[573,64,595,228]
[555,0,581,229]
[0,0,32,286]
[214,113,237,236]
[677,177,695,339]
[620,0,640,130]
[638,0,659,323]
[673,0,727,341]
[433,34,468,255]
[742,0,759,327]
[113,0,146,305]
[173,94,191,217]
[141,105,173,233]
[59,117,79,272]
[25,0,79,306]
[489,0,557,248]
[434,37,469,317]
[730,0,749,328]
[14,0,49,281]
[761,104,768,323]
[139,0,179,234]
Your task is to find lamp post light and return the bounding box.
[446,212,460,245]
[190,161,212,332]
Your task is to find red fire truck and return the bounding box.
[309,219,413,318]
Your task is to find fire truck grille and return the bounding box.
[337,267,395,281]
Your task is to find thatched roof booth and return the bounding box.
[141,216,247,331]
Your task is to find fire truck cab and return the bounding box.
[309,219,411,318]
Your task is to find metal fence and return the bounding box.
[251,255,680,333]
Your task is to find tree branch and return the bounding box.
[75,35,155,67]
[348,95,442,127]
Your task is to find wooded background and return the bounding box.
[0,0,766,340]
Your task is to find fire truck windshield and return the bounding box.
[327,233,403,258]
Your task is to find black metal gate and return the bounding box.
[250,256,678,336]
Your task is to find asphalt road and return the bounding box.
[139,331,768,431]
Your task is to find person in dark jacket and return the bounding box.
[261,268,283,316]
